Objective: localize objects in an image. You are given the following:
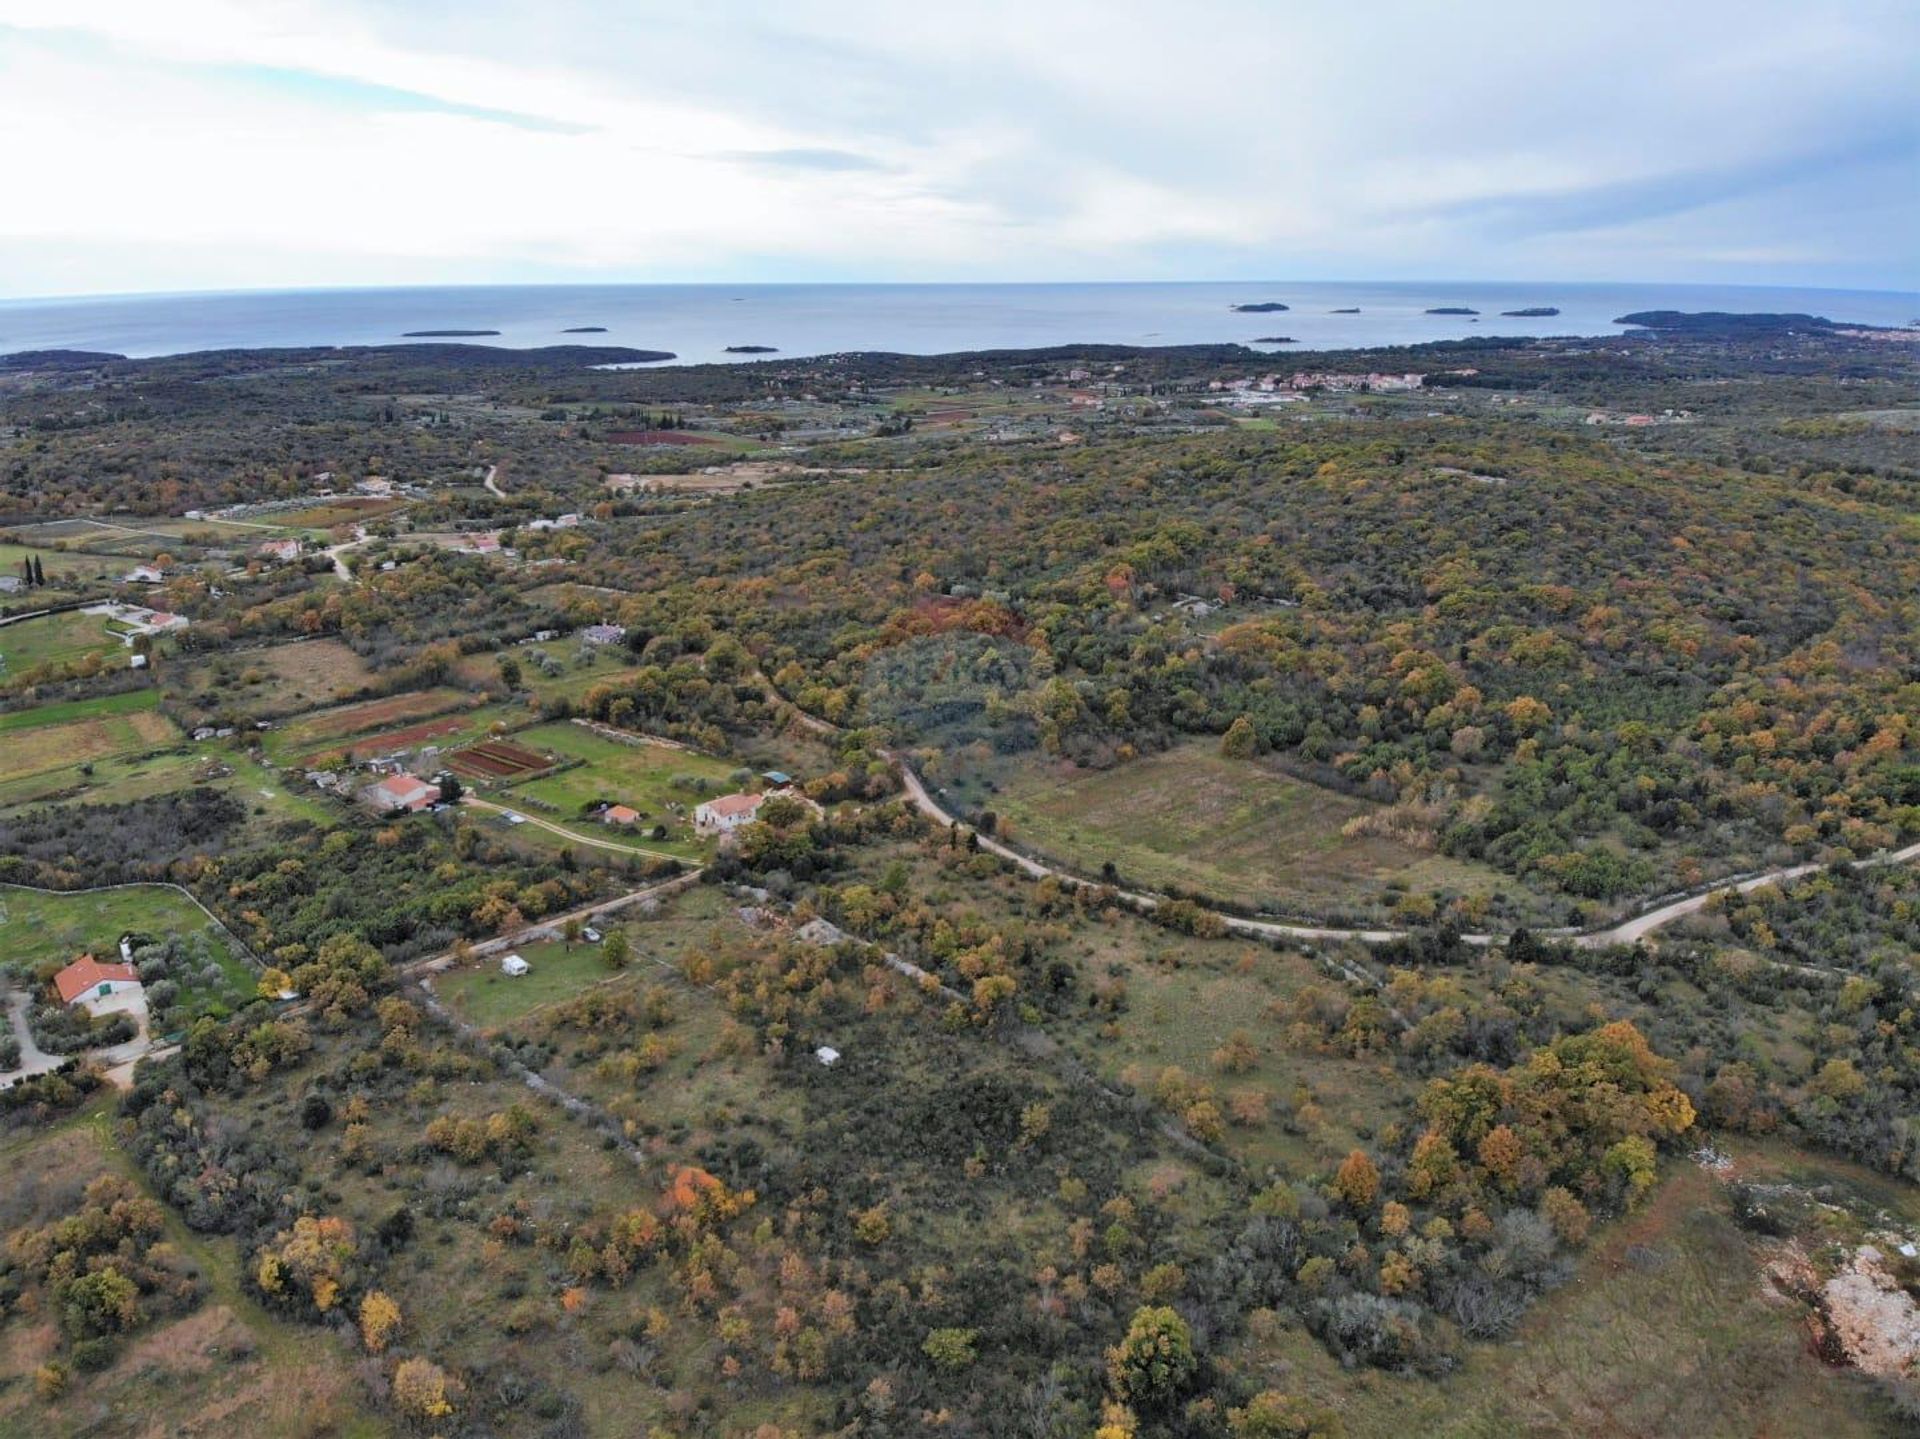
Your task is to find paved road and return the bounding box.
[0,990,64,1087]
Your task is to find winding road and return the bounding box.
[766,677,1920,955]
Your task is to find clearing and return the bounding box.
[980,742,1528,925]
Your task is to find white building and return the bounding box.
[501,954,530,977]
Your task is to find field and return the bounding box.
[0,608,131,676]
[496,721,741,857]
[970,743,1539,925]
[268,498,407,530]
[0,691,179,787]
[167,638,380,724]
[444,737,550,780]
[431,885,730,1029]
[262,687,479,763]
[0,541,128,587]
[0,882,250,995]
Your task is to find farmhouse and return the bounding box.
[256,539,303,563]
[125,564,167,584]
[694,791,765,833]
[54,956,142,1008]
[603,804,641,827]
[360,772,442,814]
[580,623,627,646]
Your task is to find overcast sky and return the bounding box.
[0,0,1914,298]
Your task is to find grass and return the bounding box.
[0,697,180,786]
[979,741,1529,924]
[0,541,127,588]
[434,938,628,1027]
[167,638,380,724]
[490,721,740,860]
[0,608,128,675]
[0,882,251,1006]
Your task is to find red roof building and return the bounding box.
[54,956,141,1005]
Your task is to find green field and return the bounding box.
[490,722,740,859]
[980,741,1532,924]
[0,882,251,1002]
[0,608,130,676]
[0,541,127,589]
[431,938,626,1028]
[0,690,181,791]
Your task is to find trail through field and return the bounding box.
[459,794,691,863]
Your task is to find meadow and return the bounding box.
[0,608,131,676]
[0,881,249,993]
[0,691,180,789]
[980,742,1534,925]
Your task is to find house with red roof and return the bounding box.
[54,956,142,1007]
[693,791,765,834]
[359,772,443,814]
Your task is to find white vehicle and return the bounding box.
[583,927,603,943]
[504,811,526,825]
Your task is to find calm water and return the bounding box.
[0,281,1914,365]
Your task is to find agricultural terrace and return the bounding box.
[260,687,481,765]
[444,739,551,782]
[488,721,741,858]
[0,691,179,790]
[969,740,1540,928]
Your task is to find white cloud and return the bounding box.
[0,0,1912,294]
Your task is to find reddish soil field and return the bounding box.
[446,739,548,779]
[604,430,718,446]
[295,716,468,768]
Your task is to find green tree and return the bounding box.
[602,929,631,970]
[921,1326,978,1370]
[1220,714,1258,759]
[1106,1305,1196,1409]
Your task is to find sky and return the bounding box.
[0,0,1914,299]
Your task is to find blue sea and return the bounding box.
[0,281,1913,365]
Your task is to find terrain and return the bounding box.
[0,313,1914,1436]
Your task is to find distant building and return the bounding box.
[126,564,167,584]
[694,792,765,833]
[256,539,303,563]
[356,477,394,496]
[815,1046,841,1067]
[501,954,530,977]
[360,772,441,814]
[602,804,640,827]
[580,623,627,646]
[761,770,793,789]
[54,956,142,1008]
[0,575,21,594]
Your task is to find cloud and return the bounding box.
[0,0,1913,294]
[723,148,890,173]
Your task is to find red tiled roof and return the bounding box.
[604,804,640,824]
[54,956,140,1005]
[702,792,764,818]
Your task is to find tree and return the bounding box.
[497,655,522,691]
[1333,1149,1380,1211]
[437,772,462,805]
[602,929,631,970]
[562,917,583,948]
[1106,1305,1196,1409]
[391,1356,454,1423]
[359,1290,402,1353]
[1221,714,1258,759]
[1228,1390,1345,1438]
[921,1327,978,1370]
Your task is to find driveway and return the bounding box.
[0,988,65,1088]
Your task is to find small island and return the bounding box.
[1252,336,1296,344]
[1424,307,1478,316]
[1231,302,1290,312]
[724,345,779,353]
[1614,310,1837,335]
[1500,307,1560,317]
[401,329,501,337]
[560,326,607,333]
[1330,307,1361,314]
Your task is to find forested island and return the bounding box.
[1500,306,1560,317]
[400,328,501,337]
[1231,301,1289,312]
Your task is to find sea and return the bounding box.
[0,281,1914,366]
